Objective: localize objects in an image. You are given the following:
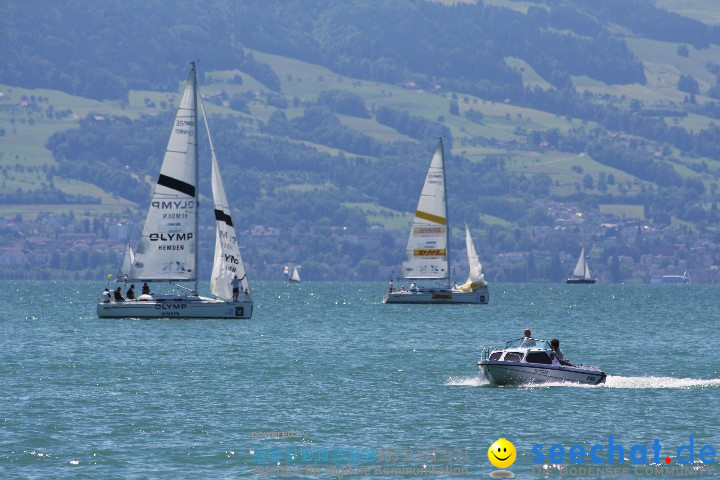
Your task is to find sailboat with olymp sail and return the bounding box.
[383,138,489,304]
[97,62,252,318]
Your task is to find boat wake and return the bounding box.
[446,375,720,389]
[521,376,720,389]
[445,375,490,387]
[603,375,720,389]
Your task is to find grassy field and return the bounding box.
[505,57,552,90]
[655,0,720,25]
[599,204,645,220]
[342,202,411,229]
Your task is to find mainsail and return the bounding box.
[290,267,301,282]
[462,223,485,289]
[200,98,250,300]
[573,248,591,279]
[131,65,198,285]
[400,139,449,280]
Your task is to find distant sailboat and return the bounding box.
[285,265,301,283]
[97,62,252,318]
[566,247,595,284]
[383,138,489,304]
[118,242,135,281]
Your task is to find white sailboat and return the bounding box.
[289,266,301,283]
[97,62,252,318]
[383,139,489,304]
[117,242,135,281]
[566,247,595,284]
[283,265,301,282]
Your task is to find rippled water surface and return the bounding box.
[1,281,718,478]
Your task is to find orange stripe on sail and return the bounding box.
[415,210,446,225]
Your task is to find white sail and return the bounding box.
[131,66,198,283]
[573,248,590,278]
[119,243,135,278]
[584,257,592,280]
[400,139,449,280]
[290,267,301,282]
[462,223,485,289]
[199,99,251,300]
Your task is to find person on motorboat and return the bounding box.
[409,282,418,292]
[550,338,571,365]
[520,328,536,347]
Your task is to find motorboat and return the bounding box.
[477,337,606,385]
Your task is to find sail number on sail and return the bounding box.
[175,119,195,136]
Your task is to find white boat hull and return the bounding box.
[478,361,606,385]
[97,295,252,319]
[383,286,489,304]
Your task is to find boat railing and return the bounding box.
[479,347,497,361]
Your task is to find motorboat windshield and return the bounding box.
[504,338,552,350]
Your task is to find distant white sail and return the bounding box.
[200,99,250,300]
[400,139,449,280]
[119,243,135,278]
[131,67,198,283]
[573,248,592,279]
[290,267,301,282]
[462,223,485,289]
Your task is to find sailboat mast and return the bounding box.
[440,138,450,287]
[190,61,200,295]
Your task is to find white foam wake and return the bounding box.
[603,375,720,389]
[445,375,490,386]
[520,376,720,389]
[445,375,720,389]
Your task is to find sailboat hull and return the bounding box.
[565,278,596,284]
[97,296,252,319]
[383,285,489,304]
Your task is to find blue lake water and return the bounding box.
[1,281,719,479]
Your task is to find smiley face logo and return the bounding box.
[488,438,516,469]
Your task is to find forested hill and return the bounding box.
[4,0,718,103]
[1,0,652,100]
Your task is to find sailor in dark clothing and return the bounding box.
[114,287,125,302]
